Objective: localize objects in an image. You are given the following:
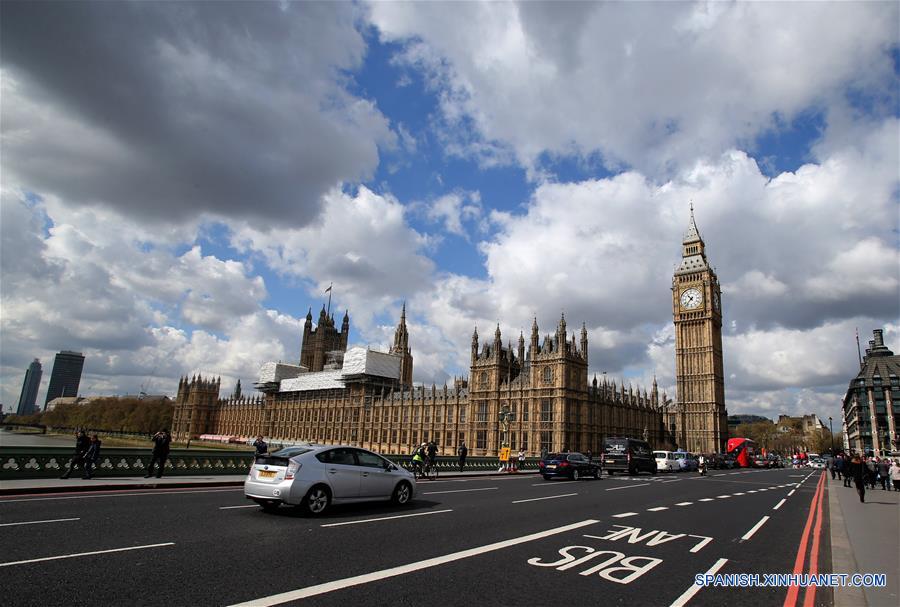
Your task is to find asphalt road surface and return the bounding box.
[0,468,830,607]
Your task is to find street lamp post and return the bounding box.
[498,405,515,471]
[828,416,834,455]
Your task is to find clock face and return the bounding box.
[680,288,703,309]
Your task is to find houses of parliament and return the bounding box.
[173,210,728,456]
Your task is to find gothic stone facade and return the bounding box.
[173,311,671,457]
[670,208,728,454]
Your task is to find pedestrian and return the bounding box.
[865,457,877,489]
[253,435,268,455]
[877,457,890,490]
[82,434,102,479]
[828,456,835,480]
[145,429,171,478]
[834,454,844,480]
[890,459,900,492]
[517,448,526,470]
[843,454,853,487]
[457,442,467,472]
[848,455,866,503]
[426,440,438,467]
[60,430,90,479]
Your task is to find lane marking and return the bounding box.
[0,517,80,527]
[0,542,175,567]
[512,493,578,504]
[788,489,796,496]
[688,536,714,553]
[713,474,726,477]
[729,472,741,475]
[661,479,681,483]
[783,473,826,607]
[422,487,498,495]
[802,473,827,607]
[675,502,693,506]
[716,495,731,499]
[669,558,729,607]
[531,480,578,486]
[773,498,787,511]
[321,509,452,527]
[758,488,768,492]
[647,506,669,511]
[698,498,714,502]
[605,483,650,491]
[733,492,745,496]
[0,488,242,503]
[611,512,639,518]
[219,505,259,510]
[741,516,770,540]
[747,490,757,493]
[228,518,600,607]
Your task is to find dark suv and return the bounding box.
[603,438,657,475]
[539,452,601,481]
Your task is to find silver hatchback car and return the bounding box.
[244,445,416,515]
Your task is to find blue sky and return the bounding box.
[1,1,898,426]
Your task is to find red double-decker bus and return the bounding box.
[726,437,757,468]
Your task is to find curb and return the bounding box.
[0,480,246,497]
[0,470,540,497]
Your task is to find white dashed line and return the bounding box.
[713,474,726,477]
[733,492,745,496]
[675,502,693,506]
[0,543,175,567]
[747,490,757,493]
[758,488,768,492]
[669,558,729,607]
[512,493,578,504]
[699,498,714,502]
[612,512,639,518]
[219,505,259,510]
[788,489,796,496]
[422,487,498,495]
[606,483,651,491]
[661,479,681,483]
[716,495,731,499]
[773,499,786,510]
[741,516,770,540]
[531,481,577,487]
[647,506,669,511]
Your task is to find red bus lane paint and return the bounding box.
[801,472,826,607]
[782,473,825,607]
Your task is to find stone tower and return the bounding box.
[389,303,414,387]
[172,374,221,441]
[300,306,349,371]
[672,206,727,453]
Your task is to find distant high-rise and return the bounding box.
[44,351,85,409]
[16,359,42,416]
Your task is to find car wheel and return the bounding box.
[302,485,331,515]
[593,468,600,480]
[572,469,580,481]
[542,474,552,481]
[607,470,614,476]
[651,466,658,475]
[392,481,412,505]
[628,466,636,476]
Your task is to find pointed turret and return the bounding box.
[677,202,709,273]
[580,322,588,365]
[471,326,479,364]
[518,331,525,363]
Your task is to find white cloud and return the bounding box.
[368,1,898,175]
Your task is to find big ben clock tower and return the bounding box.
[672,206,727,453]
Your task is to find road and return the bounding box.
[0,468,830,607]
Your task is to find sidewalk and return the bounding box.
[0,468,537,496]
[828,474,899,607]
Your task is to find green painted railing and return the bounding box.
[0,447,535,480]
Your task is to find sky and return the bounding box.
[1,1,898,427]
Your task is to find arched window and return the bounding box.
[543,367,552,383]
[480,371,488,387]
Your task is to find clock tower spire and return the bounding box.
[672,205,727,453]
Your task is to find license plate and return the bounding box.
[547,465,556,469]
[258,470,277,479]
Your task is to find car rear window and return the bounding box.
[545,453,567,460]
[271,447,312,458]
[605,441,627,452]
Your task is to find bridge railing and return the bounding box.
[0,447,535,480]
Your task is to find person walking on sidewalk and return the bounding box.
[890,459,900,492]
[60,430,90,479]
[848,454,866,503]
[866,457,878,489]
[517,448,526,471]
[82,434,102,479]
[843,454,853,487]
[145,429,171,478]
[457,442,468,472]
[877,457,890,490]
[834,454,844,481]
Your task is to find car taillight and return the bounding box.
[559,461,569,467]
[285,461,301,480]
[627,452,632,463]
[538,461,545,467]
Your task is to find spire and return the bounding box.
[306,307,312,322]
[684,201,701,244]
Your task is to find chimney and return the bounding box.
[873,329,884,347]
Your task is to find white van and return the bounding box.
[653,450,680,472]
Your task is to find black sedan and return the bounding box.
[538,452,601,480]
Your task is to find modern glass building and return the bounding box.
[841,329,899,456]
[44,350,85,410]
[16,359,42,416]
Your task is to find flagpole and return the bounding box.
[326,282,333,317]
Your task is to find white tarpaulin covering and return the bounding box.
[258,362,305,383]
[276,347,401,393]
